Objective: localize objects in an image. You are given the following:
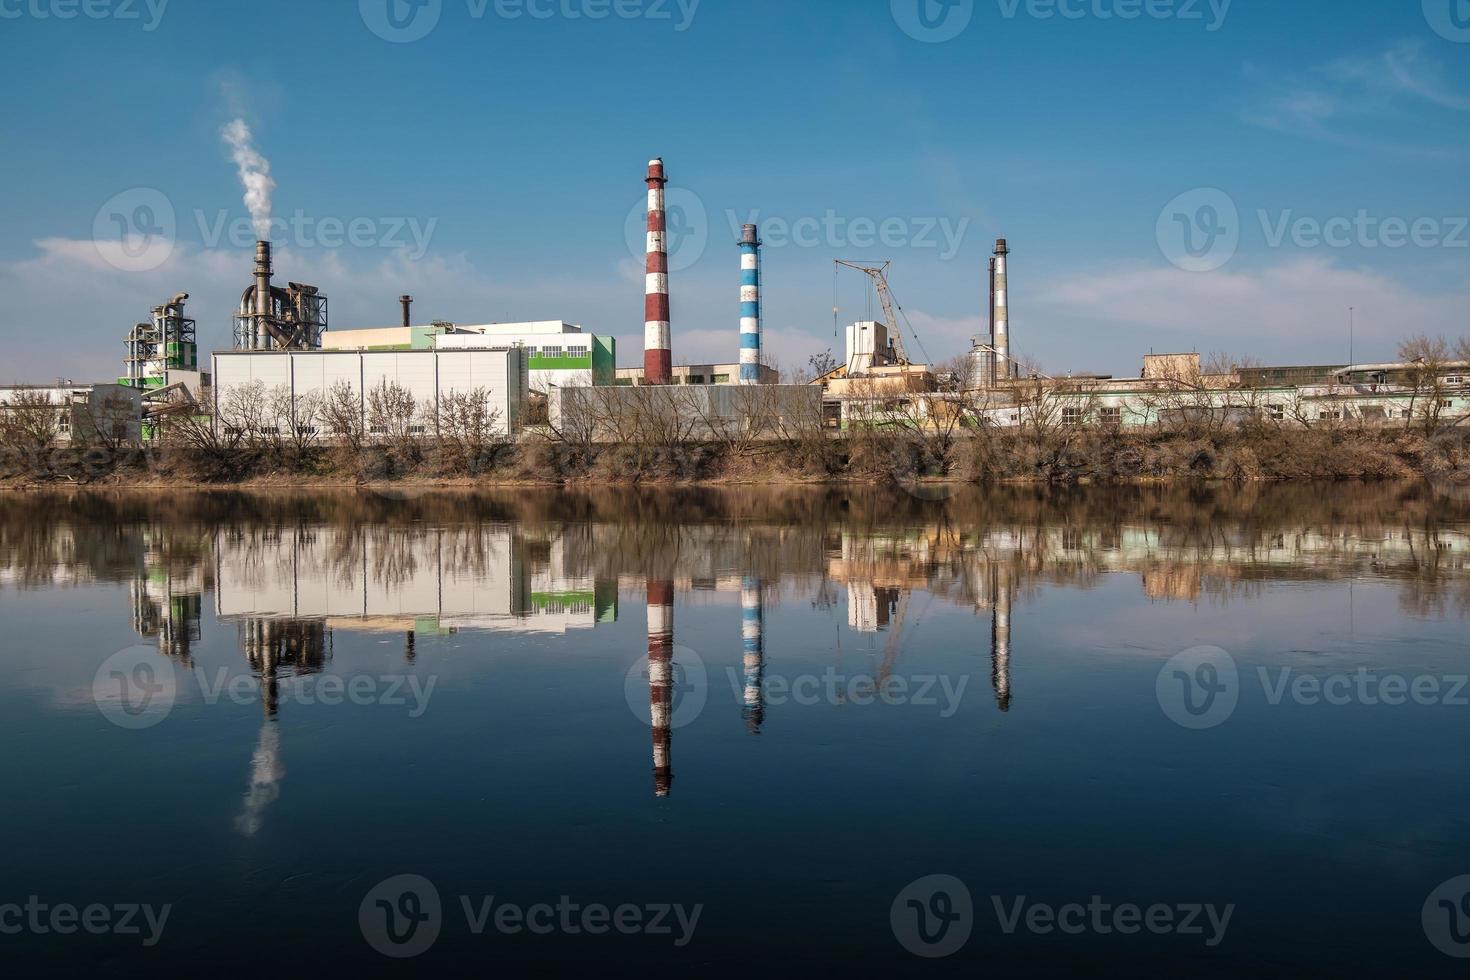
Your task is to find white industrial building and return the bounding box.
[211,347,529,436]
[0,383,143,445]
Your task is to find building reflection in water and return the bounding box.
[69,489,1467,803]
[741,577,765,734]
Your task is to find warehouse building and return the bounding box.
[322,320,616,392]
[211,346,529,436]
[0,382,142,445]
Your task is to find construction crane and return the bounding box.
[835,260,911,366]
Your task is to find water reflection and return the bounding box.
[1,484,1467,807]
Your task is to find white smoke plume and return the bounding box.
[222,119,276,240]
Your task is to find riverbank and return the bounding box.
[2,426,1468,489]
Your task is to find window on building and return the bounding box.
[1269,404,1286,421]
[713,374,730,384]
[567,346,589,357]
[1062,407,1084,426]
[687,375,705,385]
[370,425,388,435]
[409,425,429,436]
[1318,410,1340,421]
[542,347,563,358]
[1100,406,1122,425]
[1440,400,1455,409]
[1401,409,1413,420]
[614,379,633,387]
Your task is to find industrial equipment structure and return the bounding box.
[835,260,912,370]
[233,241,328,351]
[123,293,196,391]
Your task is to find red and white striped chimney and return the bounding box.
[647,579,675,797]
[644,158,673,385]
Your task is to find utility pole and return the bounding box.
[1349,307,1355,368]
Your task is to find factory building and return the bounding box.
[614,362,779,386]
[212,346,529,437]
[323,320,617,392]
[0,382,142,445]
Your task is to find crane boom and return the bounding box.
[835,260,910,366]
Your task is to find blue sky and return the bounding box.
[2,0,1468,381]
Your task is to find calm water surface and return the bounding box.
[2,485,1468,976]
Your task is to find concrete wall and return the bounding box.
[212,348,527,435]
[549,384,822,439]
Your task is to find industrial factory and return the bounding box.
[3,154,1467,450]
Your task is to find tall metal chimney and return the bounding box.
[643,159,672,385]
[254,241,273,320]
[992,238,1010,383]
[400,295,413,329]
[738,225,762,385]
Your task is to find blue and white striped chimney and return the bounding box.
[738,224,762,385]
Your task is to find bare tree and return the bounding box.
[0,390,63,476]
[1399,335,1460,436]
[437,388,506,475]
[321,381,365,455]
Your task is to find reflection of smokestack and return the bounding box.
[644,159,672,385]
[738,225,762,385]
[254,240,274,320]
[400,295,413,329]
[991,565,1012,712]
[992,239,1009,383]
[647,580,675,796]
[741,577,765,733]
